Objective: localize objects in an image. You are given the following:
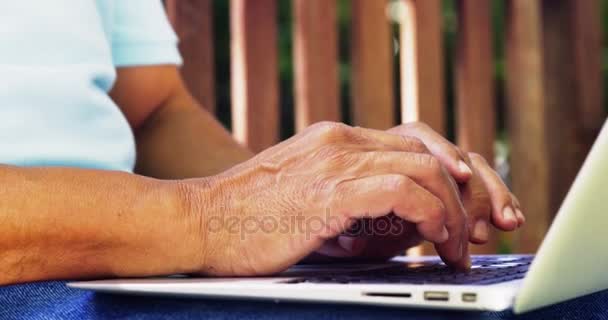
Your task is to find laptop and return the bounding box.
[69,122,608,314]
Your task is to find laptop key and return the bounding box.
[283,256,533,286]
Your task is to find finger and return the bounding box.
[358,152,469,269]
[469,153,519,231]
[331,174,449,244]
[318,218,421,260]
[388,123,473,183]
[460,179,493,244]
[457,153,493,244]
[315,236,368,258]
[346,217,423,260]
[349,126,431,154]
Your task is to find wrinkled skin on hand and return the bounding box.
[184,122,478,276]
[312,122,525,263]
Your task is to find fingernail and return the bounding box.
[516,209,525,225]
[458,160,473,176]
[439,226,449,243]
[503,206,517,223]
[463,255,472,270]
[473,220,488,241]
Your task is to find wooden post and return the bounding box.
[165,0,216,112]
[540,0,589,232]
[398,0,444,256]
[572,0,605,145]
[506,0,596,253]
[399,0,445,134]
[350,0,395,130]
[455,0,495,162]
[293,0,340,131]
[506,0,550,253]
[455,0,497,254]
[230,0,280,152]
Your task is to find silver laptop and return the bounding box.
[69,122,608,314]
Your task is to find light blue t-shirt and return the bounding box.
[0,0,182,172]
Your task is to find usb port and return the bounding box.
[462,293,477,302]
[423,291,449,301]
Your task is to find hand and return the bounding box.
[181,122,470,276]
[387,122,525,242]
[314,122,524,263]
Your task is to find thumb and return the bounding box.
[315,236,368,257]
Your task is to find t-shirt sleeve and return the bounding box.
[110,0,182,67]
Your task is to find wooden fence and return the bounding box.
[164,0,605,254]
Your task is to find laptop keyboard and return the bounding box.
[283,256,532,286]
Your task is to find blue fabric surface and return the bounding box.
[1,282,607,320]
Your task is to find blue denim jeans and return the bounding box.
[1,281,607,320]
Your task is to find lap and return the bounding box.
[1,281,607,320]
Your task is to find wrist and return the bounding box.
[102,177,212,278]
[171,175,226,275]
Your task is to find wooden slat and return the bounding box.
[506,0,593,253]
[350,0,395,130]
[398,0,444,257]
[293,0,340,131]
[540,0,589,235]
[572,0,605,144]
[455,0,497,254]
[506,0,550,253]
[455,0,495,163]
[399,0,445,134]
[165,0,216,112]
[230,0,279,152]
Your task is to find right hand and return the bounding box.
[180,122,469,276]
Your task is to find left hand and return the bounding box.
[312,122,525,262]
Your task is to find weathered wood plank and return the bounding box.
[398,0,444,257]
[540,0,589,233]
[506,0,595,253]
[572,0,605,145]
[165,0,216,112]
[455,0,497,254]
[230,0,279,152]
[350,0,395,130]
[399,0,445,134]
[506,0,549,253]
[293,0,340,131]
[455,0,495,162]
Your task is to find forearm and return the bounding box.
[0,165,201,285]
[135,88,253,179]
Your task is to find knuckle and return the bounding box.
[313,121,350,142]
[406,121,429,131]
[310,121,336,130]
[455,146,468,160]
[346,126,369,145]
[449,144,465,160]
[310,121,339,133]
[468,152,487,165]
